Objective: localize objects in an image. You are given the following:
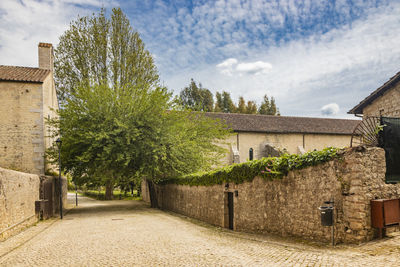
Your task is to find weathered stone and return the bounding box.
[0,167,40,241]
[143,147,400,244]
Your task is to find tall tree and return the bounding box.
[214,92,223,112]
[48,83,230,200]
[259,94,280,115]
[179,79,214,112]
[221,91,236,113]
[258,95,270,115]
[246,101,258,114]
[50,9,231,200]
[269,96,279,115]
[237,96,246,113]
[54,8,159,103]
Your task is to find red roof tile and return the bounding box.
[0,65,51,83]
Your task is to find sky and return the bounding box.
[1,0,400,119]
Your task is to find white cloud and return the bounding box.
[216,58,272,76]
[321,103,340,116]
[2,0,399,119]
[162,1,400,118]
[216,58,238,68]
[236,61,272,75]
[0,0,116,68]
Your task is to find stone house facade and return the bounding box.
[0,43,58,175]
[204,112,359,164]
[348,71,400,117]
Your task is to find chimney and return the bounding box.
[38,42,54,71]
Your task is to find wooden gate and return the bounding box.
[228,192,234,230]
[380,117,400,183]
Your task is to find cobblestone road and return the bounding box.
[1,194,399,266]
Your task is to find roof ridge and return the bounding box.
[205,112,358,122]
[0,65,51,83]
[0,65,42,70]
[349,71,400,114]
[204,112,359,134]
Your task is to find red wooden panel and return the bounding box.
[371,200,384,228]
[383,199,400,226]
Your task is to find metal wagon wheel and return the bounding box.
[350,116,381,147]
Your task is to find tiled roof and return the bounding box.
[204,112,359,135]
[348,71,400,114]
[38,42,52,48]
[0,65,51,83]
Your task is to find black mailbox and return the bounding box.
[319,206,333,226]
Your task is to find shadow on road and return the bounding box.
[66,194,153,217]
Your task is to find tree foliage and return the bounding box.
[177,80,280,115]
[237,96,246,113]
[47,83,230,199]
[245,101,258,114]
[258,94,279,115]
[159,147,341,186]
[50,9,231,200]
[179,79,214,111]
[54,8,159,103]
[221,91,236,113]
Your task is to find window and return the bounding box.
[249,148,254,161]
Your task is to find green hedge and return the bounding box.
[158,147,342,186]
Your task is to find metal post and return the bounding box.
[58,147,63,219]
[331,197,335,246]
[75,184,78,206]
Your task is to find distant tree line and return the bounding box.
[178,79,280,115]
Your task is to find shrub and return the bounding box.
[158,147,342,186]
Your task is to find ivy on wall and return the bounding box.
[157,147,342,186]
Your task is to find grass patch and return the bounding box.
[81,190,142,201]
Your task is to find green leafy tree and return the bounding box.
[221,91,236,113]
[54,8,159,103]
[50,8,231,201]
[237,96,246,113]
[179,79,214,112]
[246,101,258,114]
[258,94,280,115]
[258,95,270,114]
[214,92,223,112]
[269,97,279,115]
[48,83,230,200]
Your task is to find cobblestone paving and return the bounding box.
[1,194,399,266]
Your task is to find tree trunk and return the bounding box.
[147,179,158,208]
[137,183,141,197]
[105,182,113,200]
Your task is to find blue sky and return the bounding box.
[1,0,400,118]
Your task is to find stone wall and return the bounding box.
[363,82,400,117]
[0,44,59,176]
[145,147,400,243]
[42,74,59,173]
[0,81,44,175]
[0,167,40,241]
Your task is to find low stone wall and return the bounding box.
[0,167,40,241]
[144,147,400,243]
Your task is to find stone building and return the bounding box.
[204,112,359,164]
[349,72,400,183]
[348,71,400,117]
[0,43,58,175]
